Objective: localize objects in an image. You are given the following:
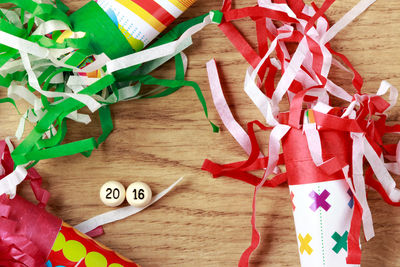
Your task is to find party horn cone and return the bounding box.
[0,194,139,267]
[95,0,197,51]
[283,128,358,267]
[67,0,189,79]
[70,0,196,57]
[68,0,196,80]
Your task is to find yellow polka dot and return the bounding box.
[52,233,65,252]
[115,251,133,263]
[109,264,124,267]
[63,240,87,262]
[85,252,107,267]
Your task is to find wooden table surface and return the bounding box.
[3,0,400,266]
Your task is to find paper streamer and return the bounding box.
[75,177,184,234]
[0,0,219,169]
[201,0,400,266]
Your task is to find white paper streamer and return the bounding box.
[0,8,22,28]
[376,80,398,112]
[31,20,70,36]
[304,123,324,166]
[105,13,213,74]
[75,177,184,234]
[20,51,102,112]
[207,59,253,156]
[321,0,377,45]
[0,165,27,199]
[351,133,374,241]
[0,31,49,58]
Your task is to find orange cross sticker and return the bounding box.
[298,233,313,255]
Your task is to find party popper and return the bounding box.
[0,138,182,266]
[0,0,219,170]
[94,0,196,51]
[202,0,400,266]
[0,138,137,266]
[0,195,141,267]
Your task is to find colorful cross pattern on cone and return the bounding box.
[332,231,348,254]
[290,179,359,267]
[47,222,140,267]
[347,189,354,209]
[309,189,331,212]
[298,234,313,255]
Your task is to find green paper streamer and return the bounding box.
[69,1,132,59]
[54,0,69,14]
[0,0,70,25]
[0,0,218,168]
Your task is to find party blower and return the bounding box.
[0,0,221,170]
[71,0,196,77]
[0,139,138,266]
[203,110,364,267]
[202,0,400,266]
[0,195,141,267]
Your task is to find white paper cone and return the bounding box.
[289,179,360,267]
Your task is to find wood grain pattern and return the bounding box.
[1,0,400,266]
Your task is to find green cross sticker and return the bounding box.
[331,231,348,254]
